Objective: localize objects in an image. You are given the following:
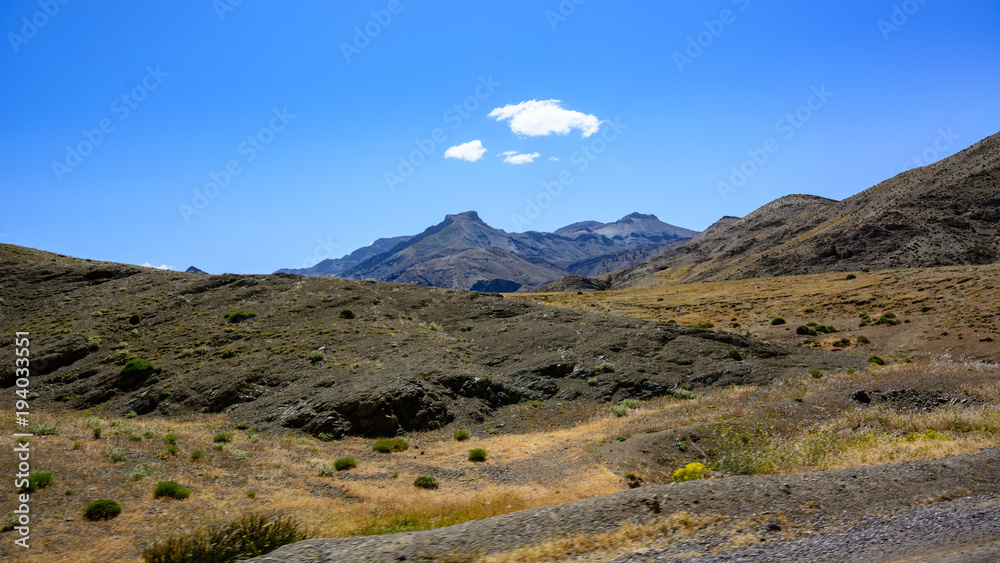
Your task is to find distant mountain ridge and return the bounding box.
[542,131,1000,291]
[277,211,698,291]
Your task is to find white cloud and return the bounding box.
[142,262,172,270]
[548,156,559,161]
[499,150,541,165]
[488,99,601,137]
[444,140,487,162]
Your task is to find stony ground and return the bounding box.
[248,447,1000,562]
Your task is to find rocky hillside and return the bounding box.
[0,243,860,439]
[278,211,698,291]
[545,132,1000,291]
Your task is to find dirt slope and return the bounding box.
[0,243,860,439]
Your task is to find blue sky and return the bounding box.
[2,1,998,274]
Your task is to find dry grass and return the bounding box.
[4,360,997,561]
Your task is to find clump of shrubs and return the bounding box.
[83,499,122,521]
[334,457,357,471]
[372,437,409,453]
[468,448,488,462]
[213,432,233,444]
[20,470,53,493]
[595,362,616,374]
[673,388,694,400]
[154,481,191,500]
[140,511,306,563]
[413,476,438,489]
[672,462,706,482]
[224,310,257,323]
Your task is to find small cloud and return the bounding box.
[488,99,602,137]
[444,140,487,162]
[500,151,541,165]
[142,262,172,270]
[548,156,559,161]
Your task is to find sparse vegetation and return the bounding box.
[154,480,191,500]
[672,462,705,482]
[373,437,409,453]
[83,499,121,521]
[106,446,127,463]
[413,476,439,489]
[334,457,357,471]
[140,511,306,563]
[224,309,257,323]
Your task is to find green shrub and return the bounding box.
[833,338,852,348]
[218,348,238,359]
[372,438,409,453]
[672,462,706,482]
[33,421,58,436]
[246,491,256,499]
[728,348,743,361]
[595,362,616,374]
[428,322,443,332]
[675,442,688,451]
[453,430,470,441]
[93,427,102,439]
[129,313,142,325]
[334,457,357,471]
[190,450,204,461]
[20,470,54,493]
[609,405,629,417]
[106,447,127,463]
[868,355,886,365]
[308,350,324,363]
[118,359,158,387]
[163,433,178,445]
[619,398,640,409]
[468,448,488,462]
[224,310,257,323]
[154,481,191,500]
[140,511,306,563]
[803,307,815,313]
[339,309,355,320]
[87,336,102,350]
[815,325,839,333]
[318,464,335,477]
[129,465,150,482]
[873,312,901,326]
[316,432,335,442]
[73,441,83,450]
[586,377,599,386]
[83,499,121,521]
[413,476,438,489]
[213,432,233,444]
[129,434,143,441]
[845,274,857,280]
[809,369,823,378]
[673,388,694,400]
[796,325,817,336]
[857,335,871,344]
[770,317,786,326]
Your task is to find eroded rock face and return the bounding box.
[275,382,454,438]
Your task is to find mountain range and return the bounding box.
[542,132,1000,291]
[276,211,698,291]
